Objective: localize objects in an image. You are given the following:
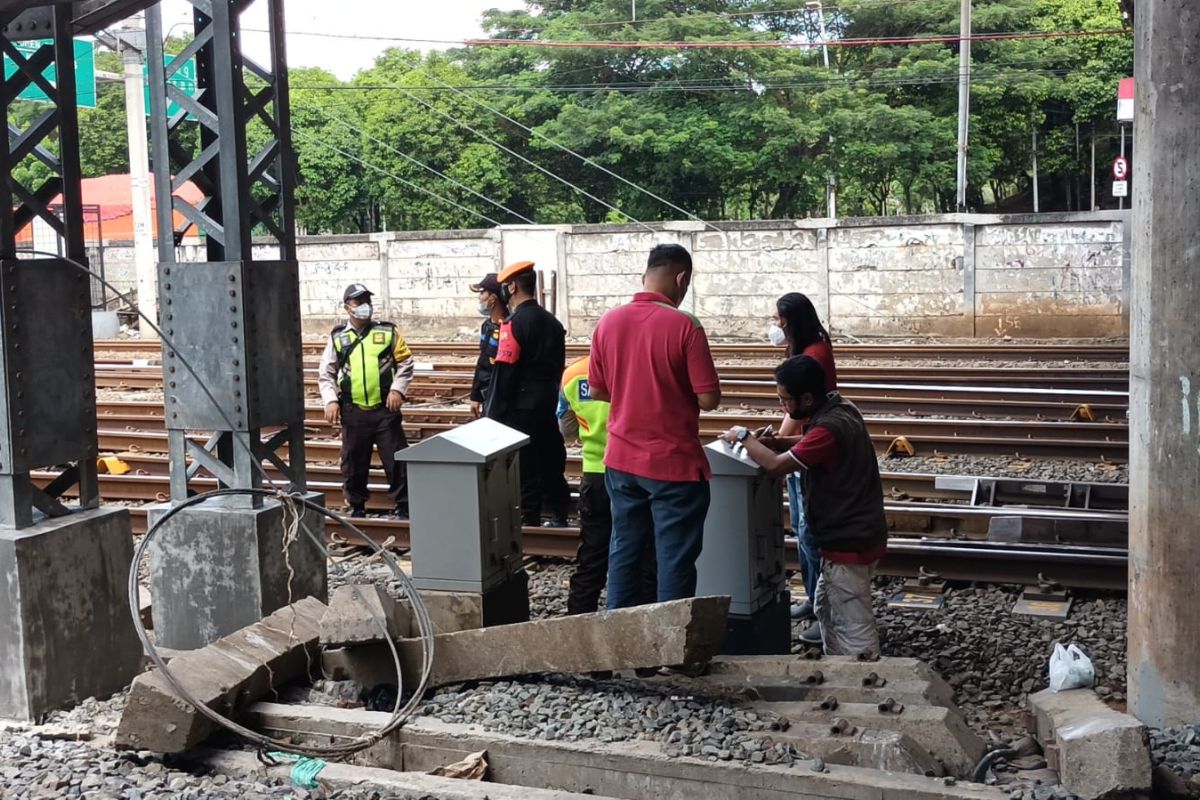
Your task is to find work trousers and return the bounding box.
[567,472,657,614]
[506,407,570,524]
[604,467,710,610]
[813,558,880,658]
[786,473,821,602]
[340,404,409,512]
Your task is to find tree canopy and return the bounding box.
[16,0,1132,233]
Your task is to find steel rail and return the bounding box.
[115,508,1129,591]
[94,338,1131,362]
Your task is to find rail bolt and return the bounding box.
[817,695,838,711]
[803,671,824,685]
[877,698,903,714]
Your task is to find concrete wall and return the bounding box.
[96,212,1129,339]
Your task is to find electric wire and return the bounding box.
[244,26,1128,49]
[293,129,505,227]
[293,99,536,224]
[21,248,435,759]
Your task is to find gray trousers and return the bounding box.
[814,559,880,658]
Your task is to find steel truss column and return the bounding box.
[145,0,306,503]
[0,3,99,528]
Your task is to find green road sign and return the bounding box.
[3,38,97,109]
[145,57,197,118]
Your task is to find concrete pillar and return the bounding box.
[1127,0,1200,728]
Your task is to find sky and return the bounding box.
[158,0,529,79]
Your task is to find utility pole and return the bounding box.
[808,0,836,217]
[109,22,157,339]
[1031,127,1039,213]
[1129,0,1200,729]
[955,0,972,211]
[1090,127,1097,210]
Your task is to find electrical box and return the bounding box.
[396,417,530,593]
[695,440,787,617]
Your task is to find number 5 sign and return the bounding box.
[1113,157,1129,180]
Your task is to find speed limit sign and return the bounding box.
[1113,156,1129,180]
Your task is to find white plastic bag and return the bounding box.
[1049,643,1095,692]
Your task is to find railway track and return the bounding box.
[94,338,1131,363]
[112,503,1127,592]
[93,362,1130,394]
[93,404,1129,460]
[94,376,1128,421]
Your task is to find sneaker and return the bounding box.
[542,517,569,528]
[790,601,816,621]
[349,505,366,519]
[799,623,823,645]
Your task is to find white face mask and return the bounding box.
[478,302,491,317]
[351,303,372,321]
[767,323,787,347]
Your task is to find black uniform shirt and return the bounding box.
[470,318,501,403]
[484,299,566,421]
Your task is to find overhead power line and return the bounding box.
[259,27,1128,49]
[293,130,504,227]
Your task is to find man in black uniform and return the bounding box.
[485,260,570,528]
[468,272,507,418]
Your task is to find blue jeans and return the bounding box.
[604,467,711,609]
[787,473,821,602]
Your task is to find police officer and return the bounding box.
[485,261,570,528]
[318,283,415,519]
[468,272,507,418]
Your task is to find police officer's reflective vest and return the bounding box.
[331,321,409,408]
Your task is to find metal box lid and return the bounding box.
[396,417,530,464]
[704,439,768,476]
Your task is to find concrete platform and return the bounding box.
[244,703,1009,800]
[1028,688,1152,800]
[147,493,328,650]
[0,507,141,721]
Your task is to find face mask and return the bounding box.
[351,303,372,321]
[500,284,514,304]
[767,324,787,347]
[478,302,491,317]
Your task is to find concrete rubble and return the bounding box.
[1027,688,1152,799]
[114,596,327,753]
[322,595,732,688]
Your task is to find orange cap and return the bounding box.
[497,260,536,283]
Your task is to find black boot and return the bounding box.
[349,504,366,519]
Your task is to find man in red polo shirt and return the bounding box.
[588,243,721,609]
[721,355,886,659]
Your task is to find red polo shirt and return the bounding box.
[589,292,720,482]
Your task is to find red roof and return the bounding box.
[18,173,205,241]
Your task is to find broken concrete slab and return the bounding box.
[114,596,326,753]
[1028,688,1152,800]
[244,703,1009,800]
[747,700,985,776]
[324,596,731,688]
[321,584,411,646]
[195,746,625,800]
